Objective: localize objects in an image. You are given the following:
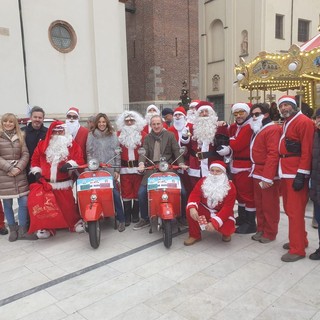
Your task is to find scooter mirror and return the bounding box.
[179,146,186,155]
[138,147,146,156]
[115,147,122,155]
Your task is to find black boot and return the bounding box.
[132,200,140,223]
[235,211,257,234]
[123,200,132,227]
[235,206,246,226]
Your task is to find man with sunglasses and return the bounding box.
[249,103,281,244]
[65,107,89,161]
[217,102,256,234]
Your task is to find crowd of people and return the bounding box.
[0,95,319,263]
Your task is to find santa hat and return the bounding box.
[146,104,160,115]
[209,160,227,173]
[66,107,80,117]
[174,106,187,116]
[189,100,201,108]
[231,102,250,114]
[278,95,297,110]
[41,120,66,151]
[196,100,214,112]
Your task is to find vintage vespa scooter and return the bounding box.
[138,147,186,248]
[70,150,121,249]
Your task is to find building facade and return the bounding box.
[199,0,320,120]
[125,0,199,114]
[0,0,129,119]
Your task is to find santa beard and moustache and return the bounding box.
[46,134,73,164]
[66,119,80,138]
[193,114,218,144]
[173,117,186,131]
[202,173,230,208]
[250,115,264,133]
[187,109,196,124]
[145,112,159,124]
[118,124,142,148]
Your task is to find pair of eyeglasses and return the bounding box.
[125,119,135,123]
[233,110,246,117]
[252,112,262,117]
[67,114,78,120]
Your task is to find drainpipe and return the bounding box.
[290,0,294,45]
[18,0,29,103]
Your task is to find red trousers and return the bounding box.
[186,208,235,239]
[253,179,280,240]
[281,178,308,256]
[0,201,4,228]
[232,171,255,210]
[53,188,81,229]
[120,174,143,200]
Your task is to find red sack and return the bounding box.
[27,178,68,233]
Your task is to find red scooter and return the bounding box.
[71,152,120,249]
[138,148,186,248]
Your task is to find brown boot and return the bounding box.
[18,226,38,240]
[8,223,19,242]
[184,237,201,246]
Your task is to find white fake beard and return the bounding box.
[193,115,218,144]
[118,125,142,148]
[145,112,158,124]
[173,117,186,131]
[66,119,80,138]
[201,173,230,208]
[250,115,264,133]
[46,135,72,164]
[187,110,196,124]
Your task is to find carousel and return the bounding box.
[235,31,320,110]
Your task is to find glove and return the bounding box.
[59,163,72,173]
[34,172,42,182]
[181,127,190,138]
[216,145,231,156]
[292,172,305,191]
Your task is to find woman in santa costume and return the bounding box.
[30,121,85,237]
[116,110,147,226]
[184,160,236,245]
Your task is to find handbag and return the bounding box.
[27,178,68,233]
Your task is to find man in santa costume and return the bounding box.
[249,103,281,243]
[143,104,168,133]
[186,100,200,125]
[181,100,229,189]
[217,102,256,234]
[30,121,85,237]
[184,160,236,245]
[65,107,89,161]
[278,95,314,262]
[116,110,147,226]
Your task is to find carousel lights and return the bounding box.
[288,62,298,71]
[237,73,245,81]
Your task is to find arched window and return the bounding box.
[208,20,224,62]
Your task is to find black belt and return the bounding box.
[279,154,301,158]
[45,178,71,182]
[121,160,138,168]
[233,157,251,161]
[190,150,217,160]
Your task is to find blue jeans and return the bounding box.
[138,183,187,221]
[3,196,28,227]
[113,187,125,223]
[313,201,320,246]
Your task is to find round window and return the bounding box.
[49,21,77,53]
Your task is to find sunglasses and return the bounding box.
[233,110,246,117]
[67,114,78,120]
[252,112,262,117]
[125,119,135,123]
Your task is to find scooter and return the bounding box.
[138,147,186,248]
[70,151,121,249]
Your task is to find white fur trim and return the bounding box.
[231,103,250,114]
[49,180,73,190]
[209,163,226,173]
[30,166,42,174]
[212,216,223,227]
[146,104,160,115]
[278,96,296,107]
[67,160,78,167]
[198,105,213,112]
[187,202,198,210]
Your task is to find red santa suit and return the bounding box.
[250,120,281,240]
[278,110,314,256]
[186,177,236,239]
[74,126,89,161]
[229,120,255,211]
[30,121,85,230]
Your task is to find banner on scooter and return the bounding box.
[147,176,181,191]
[77,176,114,191]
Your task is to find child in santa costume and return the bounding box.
[184,160,236,245]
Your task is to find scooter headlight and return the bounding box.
[159,161,169,172]
[91,194,97,201]
[161,193,168,201]
[88,158,99,171]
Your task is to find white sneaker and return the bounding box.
[74,220,85,233]
[36,229,51,239]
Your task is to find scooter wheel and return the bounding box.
[163,220,172,249]
[88,220,101,249]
